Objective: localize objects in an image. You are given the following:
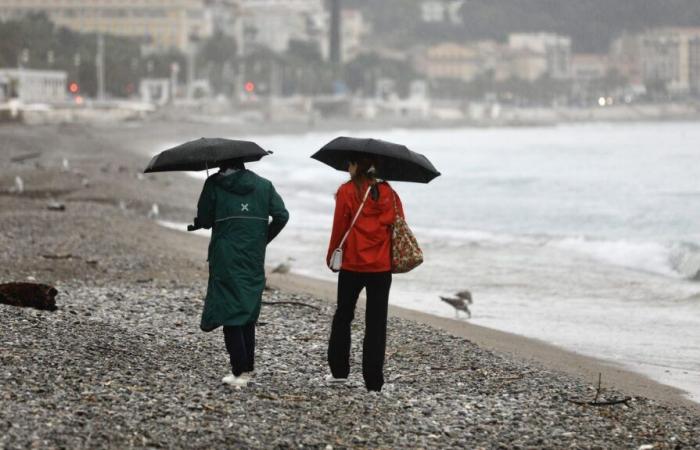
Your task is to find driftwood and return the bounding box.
[262,301,320,310]
[41,253,75,260]
[567,397,631,406]
[0,282,58,311]
[430,366,474,371]
[567,373,631,407]
[10,152,42,163]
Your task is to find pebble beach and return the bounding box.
[1,122,699,449]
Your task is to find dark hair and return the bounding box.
[350,156,380,200]
[349,156,377,182]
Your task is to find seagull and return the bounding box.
[440,290,473,318]
[147,203,159,219]
[272,262,291,274]
[271,257,295,274]
[13,176,24,194]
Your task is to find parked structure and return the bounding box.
[0,69,66,103]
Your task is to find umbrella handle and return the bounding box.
[187,217,202,232]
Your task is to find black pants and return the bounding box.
[328,269,392,391]
[223,323,255,376]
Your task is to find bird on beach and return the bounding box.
[147,203,160,219]
[440,290,473,318]
[271,257,295,275]
[13,176,24,194]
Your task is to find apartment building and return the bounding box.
[0,0,212,52]
[641,27,700,94]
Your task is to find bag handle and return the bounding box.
[338,185,372,249]
[390,188,403,220]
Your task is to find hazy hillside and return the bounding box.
[346,0,700,51]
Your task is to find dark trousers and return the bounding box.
[328,269,392,391]
[223,323,255,376]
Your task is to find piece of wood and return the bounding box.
[10,152,42,163]
[567,397,631,407]
[262,301,320,310]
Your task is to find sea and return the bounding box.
[160,121,700,402]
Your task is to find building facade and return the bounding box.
[414,42,481,82]
[0,0,212,52]
[340,9,369,63]
[233,0,326,55]
[640,28,700,94]
[420,0,464,24]
[609,33,644,88]
[571,54,610,81]
[508,33,572,79]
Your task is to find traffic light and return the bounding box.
[69,82,79,94]
[244,81,255,93]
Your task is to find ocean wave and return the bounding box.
[412,226,531,246]
[550,237,700,280]
[414,226,700,280]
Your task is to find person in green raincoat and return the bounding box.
[195,160,288,387]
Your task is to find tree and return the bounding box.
[0,13,185,98]
[197,30,238,94]
[344,52,419,97]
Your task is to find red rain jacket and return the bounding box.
[326,180,405,273]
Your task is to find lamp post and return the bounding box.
[170,62,180,103]
[96,33,106,101]
[15,48,29,102]
[187,32,201,100]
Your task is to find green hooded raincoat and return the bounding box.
[196,169,289,332]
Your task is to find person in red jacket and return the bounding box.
[325,156,404,392]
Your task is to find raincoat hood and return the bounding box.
[214,169,256,195]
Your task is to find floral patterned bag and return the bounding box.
[391,193,423,273]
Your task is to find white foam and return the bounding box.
[550,237,700,280]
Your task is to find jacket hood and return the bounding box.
[214,169,256,195]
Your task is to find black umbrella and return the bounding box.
[311,137,440,183]
[144,137,271,173]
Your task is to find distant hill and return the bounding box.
[345,0,700,51]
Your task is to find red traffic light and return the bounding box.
[244,81,255,93]
[69,82,79,94]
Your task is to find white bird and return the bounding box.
[13,176,24,194]
[272,262,291,274]
[62,158,70,171]
[439,290,473,318]
[272,257,295,274]
[147,203,159,219]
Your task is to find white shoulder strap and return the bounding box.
[338,185,372,249]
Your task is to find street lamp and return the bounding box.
[187,32,201,100]
[17,48,29,68]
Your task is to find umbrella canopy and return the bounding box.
[144,137,271,173]
[311,137,440,183]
